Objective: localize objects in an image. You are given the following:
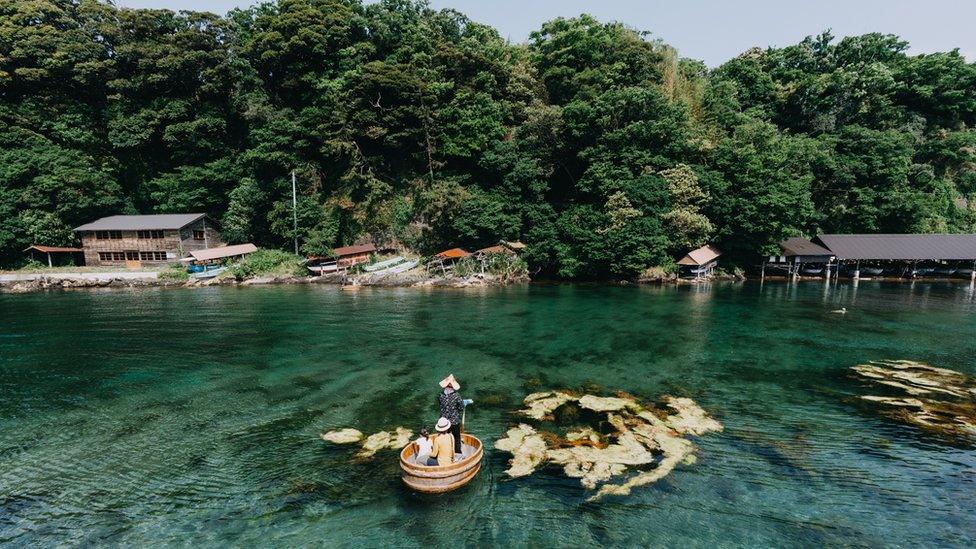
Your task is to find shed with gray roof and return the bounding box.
[812,234,976,261]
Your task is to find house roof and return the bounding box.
[434,248,471,259]
[24,245,83,253]
[189,243,257,262]
[501,240,526,251]
[676,244,722,266]
[779,237,833,257]
[75,214,206,231]
[333,243,376,257]
[814,234,976,260]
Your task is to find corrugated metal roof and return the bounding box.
[780,237,833,257]
[333,243,376,257]
[814,234,976,260]
[189,243,257,262]
[24,245,83,253]
[434,248,471,259]
[676,244,722,266]
[75,214,205,231]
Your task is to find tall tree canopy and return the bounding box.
[2,1,974,274]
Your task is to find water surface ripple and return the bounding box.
[1,282,974,546]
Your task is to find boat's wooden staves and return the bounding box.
[400,433,483,493]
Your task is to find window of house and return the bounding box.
[95,230,123,240]
[193,230,205,241]
[137,230,164,239]
[98,252,126,261]
[125,251,139,261]
[139,251,168,261]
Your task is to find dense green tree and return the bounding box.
[1,0,974,275]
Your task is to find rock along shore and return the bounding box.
[0,270,529,294]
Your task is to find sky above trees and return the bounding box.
[117,0,976,66]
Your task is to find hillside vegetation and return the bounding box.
[2,0,974,276]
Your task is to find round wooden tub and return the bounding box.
[399,433,483,493]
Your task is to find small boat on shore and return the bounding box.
[364,256,404,272]
[399,433,483,493]
[189,266,227,279]
[384,259,419,274]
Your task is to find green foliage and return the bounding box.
[159,262,190,281]
[228,248,305,279]
[660,164,713,253]
[1,1,974,275]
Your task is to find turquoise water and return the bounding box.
[1,281,975,547]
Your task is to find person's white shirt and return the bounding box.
[415,436,433,457]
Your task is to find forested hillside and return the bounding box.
[2,0,975,275]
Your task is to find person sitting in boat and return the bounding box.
[426,417,455,466]
[437,374,467,455]
[414,427,433,465]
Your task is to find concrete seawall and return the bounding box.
[0,271,159,282]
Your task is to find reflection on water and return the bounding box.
[0,281,975,546]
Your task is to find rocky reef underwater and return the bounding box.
[851,359,976,440]
[495,391,723,501]
[319,390,723,501]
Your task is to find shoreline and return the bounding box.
[0,270,531,294]
[3,270,975,294]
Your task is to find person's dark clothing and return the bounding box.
[438,390,464,424]
[449,423,462,454]
[438,390,464,453]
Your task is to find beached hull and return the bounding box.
[189,267,227,279]
[399,433,483,494]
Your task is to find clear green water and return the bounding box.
[2,282,975,547]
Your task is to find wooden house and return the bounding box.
[677,245,722,279]
[333,243,376,268]
[74,214,222,268]
[765,237,835,278]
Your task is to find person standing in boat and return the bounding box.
[437,374,468,455]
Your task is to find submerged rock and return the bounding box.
[321,426,412,458]
[320,428,364,444]
[518,391,578,420]
[663,397,725,436]
[565,427,602,445]
[494,424,548,477]
[578,394,640,413]
[852,360,976,439]
[496,390,723,501]
[356,427,414,458]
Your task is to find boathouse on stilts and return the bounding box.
[763,234,976,281]
[676,245,722,279]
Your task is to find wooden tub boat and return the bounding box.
[399,433,483,493]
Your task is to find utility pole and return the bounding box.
[292,170,298,255]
